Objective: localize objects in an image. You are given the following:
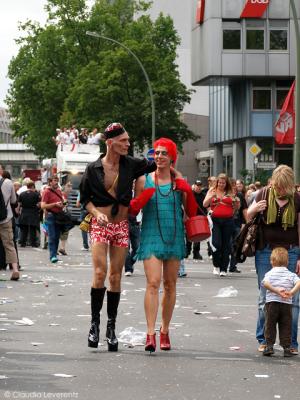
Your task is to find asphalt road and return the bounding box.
[0,228,299,400]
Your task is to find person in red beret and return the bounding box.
[134,137,197,353]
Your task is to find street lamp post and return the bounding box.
[86,31,155,145]
[290,1,300,183]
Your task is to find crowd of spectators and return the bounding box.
[53,125,102,146]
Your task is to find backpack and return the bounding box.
[0,179,8,222]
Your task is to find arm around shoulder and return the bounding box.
[133,158,156,179]
[134,175,146,197]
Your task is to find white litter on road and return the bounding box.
[255,375,269,378]
[15,318,34,326]
[214,286,238,298]
[0,298,14,304]
[53,374,75,378]
[194,311,211,315]
[118,327,146,346]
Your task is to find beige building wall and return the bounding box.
[176,113,209,185]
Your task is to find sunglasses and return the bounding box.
[154,150,168,156]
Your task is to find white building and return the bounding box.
[0,107,13,144]
[0,143,40,178]
[191,0,300,180]
[0,108,40,178]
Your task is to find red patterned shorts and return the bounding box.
[89,218,129,248]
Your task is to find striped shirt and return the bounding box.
[262,267,300,304]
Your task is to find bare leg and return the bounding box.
[161,259,180,333]
[11,262,19,274]
[144,257,162,335]
[108,245,128,291]
[91,242,108,288]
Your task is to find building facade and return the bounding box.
[0,144,40,178]
[0,107,14,144]
[148,0,210,183]
[0,108,39,178]
[191,0,299,181]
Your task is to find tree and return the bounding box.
[7,0,195,158]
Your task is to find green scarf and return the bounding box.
[267,187,295,230]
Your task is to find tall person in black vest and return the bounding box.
[80,123,156,351]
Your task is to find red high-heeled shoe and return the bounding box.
[145,333,156,353]
[160,328,171,351]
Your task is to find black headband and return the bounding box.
[104,127,126,139]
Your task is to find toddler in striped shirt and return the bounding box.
[262,247,300,357]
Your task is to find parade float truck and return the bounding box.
[22,169,41,182]
[55,143,100,222]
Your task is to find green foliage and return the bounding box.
[7,0,194,158]
[255,169,272,185]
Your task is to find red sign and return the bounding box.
[274,81,295,145]
[196,0,205,24]
[240,0,270,18]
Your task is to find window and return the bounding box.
[222,21,241,50]
[223,29,241,50]
[252,89,271,110]
[270,30,288,50]
[276,89,289,110]
[246,29,264,50]
[12,165,21,177]
[269,20,288,51]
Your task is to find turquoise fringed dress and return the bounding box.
[136,174,186,261]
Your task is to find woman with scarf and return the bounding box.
[133,138,197,353]
[247,165,300,355]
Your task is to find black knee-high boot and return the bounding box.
[88,287,106,348]
[106,291,120,352]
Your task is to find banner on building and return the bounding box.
[274,81,295,145]
[240,0,270,18]
[196,0,205,24]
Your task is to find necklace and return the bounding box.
[154,172,173,197]
[154,173,177,245]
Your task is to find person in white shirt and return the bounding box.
[87,128,101,145]
[17,177,32,196]
[262,247,300,357]
[62,129,71,144]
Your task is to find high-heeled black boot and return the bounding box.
[106,291,120,352]
[88,287,106,348]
